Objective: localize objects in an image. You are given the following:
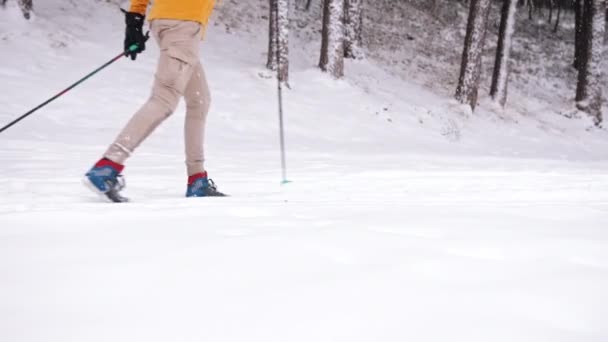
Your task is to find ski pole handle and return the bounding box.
[126,31,150,55]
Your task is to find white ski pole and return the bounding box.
[274,1,290,185]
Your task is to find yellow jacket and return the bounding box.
[130,0,216,27]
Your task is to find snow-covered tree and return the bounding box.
[267,0,290,84]
[575,0,606,124]
[490,0,517,107]
[319,0,345,78]
[344,0,363,59]
[455,0,492,111]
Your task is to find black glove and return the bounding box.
[122,9,146,60]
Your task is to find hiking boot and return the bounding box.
[84,158,128,203]
[186,172,227,197]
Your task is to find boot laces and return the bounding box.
[106,174,126,192]
[208,179,217,191]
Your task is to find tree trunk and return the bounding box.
[319,0,345,78]
[548,0,554,24]
[267,0,290,84]
[490,0,517,107]
[305,0,313,11]
[574,0,585,69]
[575,0,606,124]
[18,0,32,19]
[344,0,363,59]
[553,1,562,33]
[455,0,492,111]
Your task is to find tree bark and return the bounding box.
[455,0,492,111]
[574,0,586,69]
[490,0,517,107]
[575,0,606,124]
[319,0,345,78]
[267,0,290,84]
[344,0,363,59]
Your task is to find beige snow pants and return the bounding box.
[105,19,210,176]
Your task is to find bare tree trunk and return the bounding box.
[319,0,345,78]
[574,0,585,69]
[553,1,562,32]
[344,0,363,59]
[18,0,32,19]
[305,0,313,11]
[548,0,554,24]
[575,0,606,124]
[267,0,290,84]
[455,0,492,111]
[490,0,518,107]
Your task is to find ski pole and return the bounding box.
[0,36,148,134]
[274,3,290,185]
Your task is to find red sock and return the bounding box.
[188,172,208,185]
[95,158,125,173]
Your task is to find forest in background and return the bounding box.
[3,0,607,125]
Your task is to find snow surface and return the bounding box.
[1,1,608,341]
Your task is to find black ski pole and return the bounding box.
[0,37,148,134]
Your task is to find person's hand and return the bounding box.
[122,9,146,61]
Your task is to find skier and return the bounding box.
[84,0,225,202]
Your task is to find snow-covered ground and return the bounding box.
[1,1,608,341]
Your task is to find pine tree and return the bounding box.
[319,0,345,78]
[267,0,290,84]
[455,0,492,111]
[490,0,518,107]
[575,0,606,124]
[344,0,363,59]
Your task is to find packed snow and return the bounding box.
[1,1,607,341]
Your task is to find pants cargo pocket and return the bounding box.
[155,47,194,94]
